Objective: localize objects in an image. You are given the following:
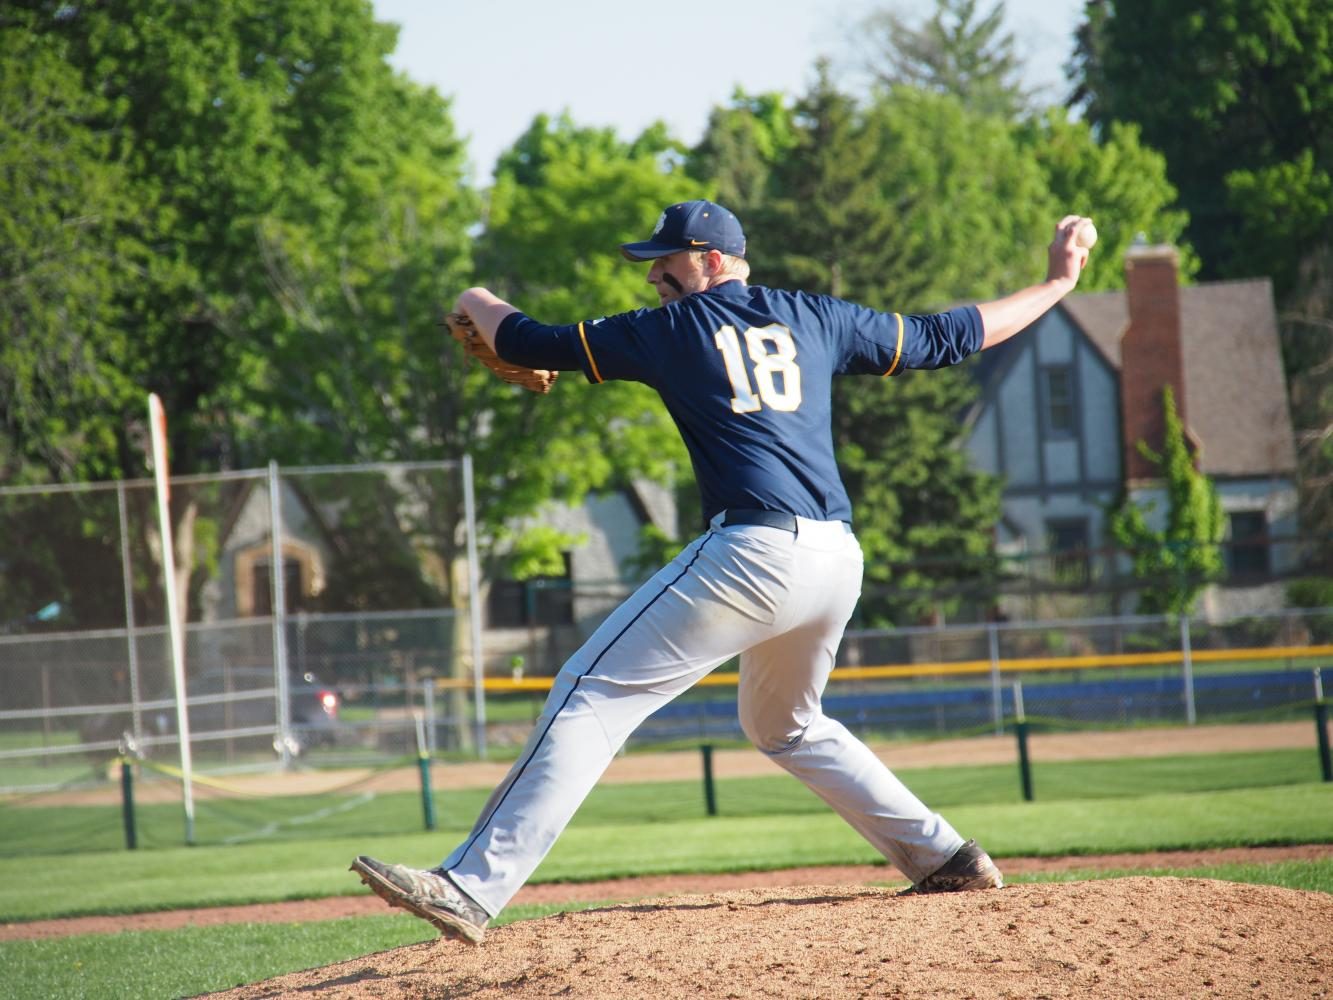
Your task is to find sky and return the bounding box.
[371,0,1085,183]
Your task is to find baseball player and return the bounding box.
[353,200,1092,943]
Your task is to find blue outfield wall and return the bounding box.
[627,669,1320,745]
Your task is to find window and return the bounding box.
[487,553,575,628]
[1046,518,1090,584]
[251,558,305,616]
[1041,365,1075,436]
[1226,511,1270,578]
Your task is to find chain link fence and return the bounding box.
[0,463,481,792]
[3,466,1331,793]
[619,606,1333,747]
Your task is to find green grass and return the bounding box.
[2,861,1329,1000]
[0,744,1328,1000]
[0,900,608,1000]
[1018,857,1333,894]
[2,747,1324,856]
[0,782,1329,923]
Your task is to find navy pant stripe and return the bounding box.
[453,534,715,866]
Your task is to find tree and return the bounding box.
[1068,0,1331,574]
[854,0,1034,119]
[748,70,914,303]
[3,1,481,636]
[5,0,444,477]
[1282,303,1333,572]
[1067,0,1332,297]
[1019,110,1196,291]
[1108,386,1226,615]
[858,86,1058,303]
[0,23,140,484]
[687,89,798,219]
[706,76,1052,623]
[737,72,1057,306]
[471,114,707,576]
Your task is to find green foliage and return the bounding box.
[1069,0,1331,577]
[732,75,1055,307]
[1286,576,1333,608]
[688,89,799,218]
[855,0,1034,118]
[749,70,906,302]
[1225,148,1333,292]
[1,0,488,626]
[1286,577,1333,641]
[1108,386,1226,614]
[1019,110,1196,290]
[836,367,1003,625]
[472,114,706,571]
[507,524,585,580]
[860,86,1057,305]
[702,75,1054,623]
[1069,0,1332,297]
[0,22,140,483]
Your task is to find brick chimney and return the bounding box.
[1120,244,1186,483]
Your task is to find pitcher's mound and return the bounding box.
[204,877,1331,999]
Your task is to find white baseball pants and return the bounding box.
[441,516,965,916]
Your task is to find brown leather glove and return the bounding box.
[443,312,558,394]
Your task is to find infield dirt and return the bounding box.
[195,875,1333,1000]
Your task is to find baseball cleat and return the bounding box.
[350,855,489,944]
[899,839,1005,895]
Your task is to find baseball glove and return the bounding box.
[443,312,557,394]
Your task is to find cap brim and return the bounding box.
[619,241,686,261]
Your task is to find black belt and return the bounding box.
[717,509,798,532]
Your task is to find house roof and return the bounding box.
[1059,277,1297,478]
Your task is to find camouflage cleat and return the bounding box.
[351,855,490,944]
[900,839,1004,895]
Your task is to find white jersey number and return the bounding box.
[714,324,803,413]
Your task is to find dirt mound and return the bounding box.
[201,877,1332,999]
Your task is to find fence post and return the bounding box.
[1013,681,1033,802]
[268,460,293,768]
[1315,669,1332,783]
[414,712,437,831]
[116,480,144,746]
[988,623,1003,735]
[1179,613,1197,725]
[423,672,437,757]
[462,454,487,759]
[120,757,138,850]
[700,744,717,816]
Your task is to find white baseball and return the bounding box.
[1075,219,1098,249]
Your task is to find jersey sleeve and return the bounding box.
[495,310,654,384]
[835,302,985,375]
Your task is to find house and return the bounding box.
[963,242,1300,618]
[199,470,676,676]
[483,480,678,673]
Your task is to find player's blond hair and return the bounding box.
[716,254,751,282]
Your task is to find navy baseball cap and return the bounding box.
[620,200,746,261]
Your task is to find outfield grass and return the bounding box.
[0,761,1329,923]
[1,746,1325,856]
[0,749,1328,1000]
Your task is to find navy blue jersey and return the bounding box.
[496,281,983,524]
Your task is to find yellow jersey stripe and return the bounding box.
[882,313,905,377]
[578,322,604,383]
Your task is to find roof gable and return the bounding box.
[1056,278,1295,478]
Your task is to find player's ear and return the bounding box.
[703,249,724,276]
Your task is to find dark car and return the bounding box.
[80,667,343,757]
